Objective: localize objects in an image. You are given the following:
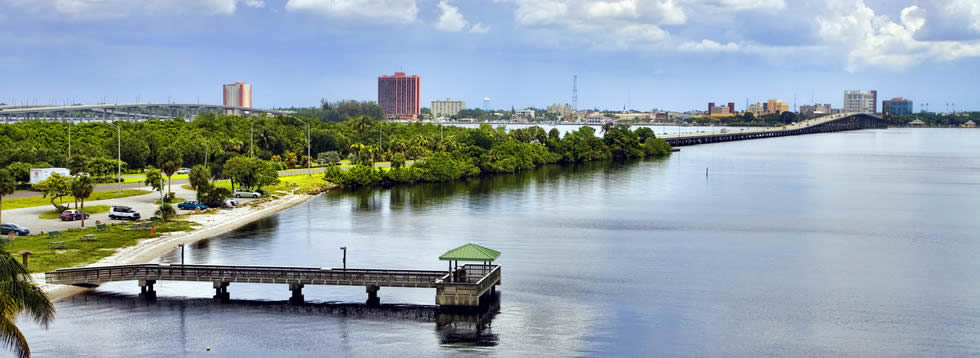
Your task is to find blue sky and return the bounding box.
[1,0,978,112]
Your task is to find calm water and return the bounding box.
[17,128,980,357]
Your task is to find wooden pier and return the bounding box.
[45,263,501,307]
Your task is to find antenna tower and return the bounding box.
[572,75,578,113]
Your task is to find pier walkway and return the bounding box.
[46,263,501,308]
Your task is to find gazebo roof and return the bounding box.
[909,119,925,124]
[966,120,976,125]
[439,243,501,261]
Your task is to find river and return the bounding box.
[16,128,980,357]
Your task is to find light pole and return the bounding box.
[110,122,121,191]
[340,246,347,271]
[294,117,311,176]
[67,121,71,160]
[250,119,254,158]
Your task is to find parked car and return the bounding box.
[0,224,29,236]
[59,210,90,221]
[177,201,208,210]
[234,189,262,198]
[176,167,191,174]
[222,198,239,208]
[108,206,141,221]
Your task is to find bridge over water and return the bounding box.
[661,112,885,147]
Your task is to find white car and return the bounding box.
[234,189,262,198]
[222,198,239,208]
[176,168,191,174]
[108,206,141,221]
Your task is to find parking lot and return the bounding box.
[3,185,261,234]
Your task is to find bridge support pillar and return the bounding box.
[139,279,157,300]
[366,284,380,307]
[288,283,305,305]
[213,281,230,302]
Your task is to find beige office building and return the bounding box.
[432,98,465,117]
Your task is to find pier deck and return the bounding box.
[45,263,500,308]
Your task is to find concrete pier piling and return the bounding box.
[213,281,230,302]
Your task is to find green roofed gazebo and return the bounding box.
[440,243,500,262]
[440,244,500,278]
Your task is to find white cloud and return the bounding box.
[0,0,255,18]
[678,39,739,52]
[941,0,980,33]
[285,0,418,23]
[243,0,265,8]
[816,0,980,71]
[470,23,491,34]
[435,0,467,32]
[715,0,785,11]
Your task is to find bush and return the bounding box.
[317,151,342,165]
[643,138,672,157]
[155,204,176,222]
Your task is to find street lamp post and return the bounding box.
[293,117,312,176]
[110,122,121,191]
[340,246,347,271]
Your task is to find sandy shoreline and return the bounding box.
[34,193,316,302]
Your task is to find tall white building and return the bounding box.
[223,82,252,115]
[431,98,465,118]
[843,90,877,113]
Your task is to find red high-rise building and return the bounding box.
[378,72,420,120]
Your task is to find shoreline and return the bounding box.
[35,193,316,302]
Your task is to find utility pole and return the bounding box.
[250,119,254,158]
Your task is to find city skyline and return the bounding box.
[0,1,978,111]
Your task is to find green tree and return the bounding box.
[222,156,254,190]
[157,146,183,194]
[0,170,16,224]
[144,167,165,195]
[390,152,407,169]
[67,155,88,176]
[70,175,94,227]
[188,164,211,191]
[255,160,280,191]
[0,245,55,358]
[32,173,72,212]
[154,204,176,222]
[634,127,656,143]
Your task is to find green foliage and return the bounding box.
[390,152,407,169]
[31,173,72,212]
[197,182,232,207]
[0,169,16,223]
[413,152,480,182]
[222,156,278,191]
[70,175,95,209]
[324,165,381,188]
[634,127,656,143]
[155,204,177,222]
[157,146,183,179]
[0,244,55,358]
[603,125,644,161]
[643,138,673,157]
[555,126,610,163]
[188,164,211,191]
[318,151,341,165]
[144,167,165,193]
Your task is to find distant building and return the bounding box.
[800,104,832,119]
[515,108,536,119]
[223,82,252,115]
[843,90,877,113]
[963,120,976,128]
[766,99,789,115]
[748,103,765,115]
[432,98,465,118]
[882,98,913,116]
[908,119,926,127]
[378,72,421,120]
[708,102,735,116]
[584,112,610,124]
[547,104,573,118]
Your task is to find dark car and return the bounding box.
[176,201,208,210]
[0,224,29,236]
[59,210,90,221]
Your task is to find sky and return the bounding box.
[0,0,978,112]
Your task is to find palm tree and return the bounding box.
[70,176,94,228]
[157,146,183,195]
[0,245,55,358]
[0,170,15,224]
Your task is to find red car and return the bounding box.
[59,210,90,221]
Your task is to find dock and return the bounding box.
[44,243,503,308]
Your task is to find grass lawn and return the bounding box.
[182,174,334,195]
[3,189,152,210]
[39,205,111,219]
[5,220,197,273]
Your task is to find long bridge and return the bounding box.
[45,263,501,308]
[661,112,885,146]
[0,103,293,122]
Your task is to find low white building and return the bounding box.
[515,108,536,119]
